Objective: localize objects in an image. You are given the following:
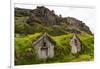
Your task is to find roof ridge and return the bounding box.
[33,32,56,46]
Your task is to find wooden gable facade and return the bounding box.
[32,33,56,59]
[70,34,82,54]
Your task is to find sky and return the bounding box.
[14,0,96,33]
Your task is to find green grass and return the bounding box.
[15,32,94,65]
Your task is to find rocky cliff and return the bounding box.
[15,6,92,35]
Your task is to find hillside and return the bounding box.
[15,6,92,35]
[15,33,94,65]
[15,6,94,65]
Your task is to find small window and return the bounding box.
[74,39,78,46]
[74,39,77,43]
[43,42,46,47]
[42,41,47,48]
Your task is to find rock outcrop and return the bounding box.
[15,6,92,35]
[26,6,60,25]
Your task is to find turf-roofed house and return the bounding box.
[70,34,82,54]
[32,33,56,59]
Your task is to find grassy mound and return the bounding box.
[15,33,94,65]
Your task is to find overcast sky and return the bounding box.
[14,0,96,33]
